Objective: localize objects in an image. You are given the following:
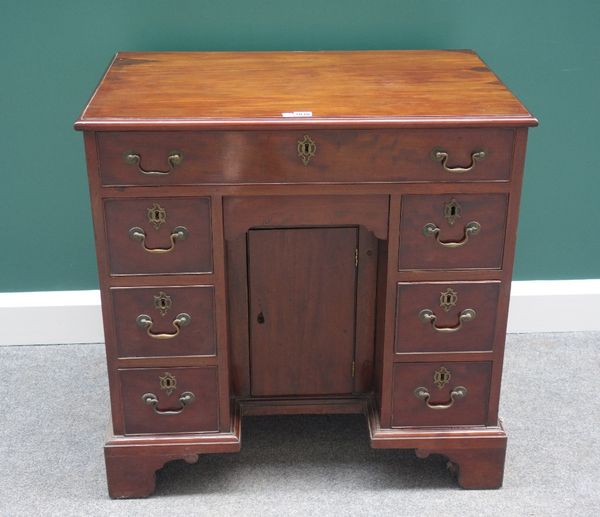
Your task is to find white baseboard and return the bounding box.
[507,279,600,333]
[0,280,599,346]
[0,290,104,346]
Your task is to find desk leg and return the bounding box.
[415,445,506,489]
[104,451,199,498]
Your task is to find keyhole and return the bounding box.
[450,206,456,216]
[257,312,265,324]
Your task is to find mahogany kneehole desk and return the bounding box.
[75,50,537,498]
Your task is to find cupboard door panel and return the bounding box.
[248,227,358,397]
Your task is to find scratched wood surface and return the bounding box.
[76,51,537,128]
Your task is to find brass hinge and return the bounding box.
[352,361,356,378]
[354,248,359,267]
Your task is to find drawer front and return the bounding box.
[392,362,491,427]
[104,197,213,275]
[111,286,216,358]
[120,367,219,435]
[398,194,508,270]
[395,282,500,353]
[97,129,513,186]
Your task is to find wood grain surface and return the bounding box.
[394,281,500,353]
[97,128,514,185]
[77,51,534,495]
[392,361,492,427]
[76,51,537,129]
[398,193,508,270]
[104,197,213,275]
[119,366,219,435]
[248,227,358,397]
[110,285,216,358]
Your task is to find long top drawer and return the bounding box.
[96,129,514,186]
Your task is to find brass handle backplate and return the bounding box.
[431,148,486,173]
[422,221,480,248]
[141,391,195,415]
[419,308,476,333]
[125,151,183,176]
[128,226,188,253]
[136,313,191,339]
[414,386,467,409]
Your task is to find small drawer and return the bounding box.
[96,129,513,186]
[120,367,219,435]
[111,286,216,358]
[392,362,491,427]
[104,197,212,275]
[398,194,508,271]
[395,282,500,353]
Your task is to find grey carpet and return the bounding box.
[0,333,598,516]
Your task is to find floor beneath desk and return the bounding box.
[0,333,598,516]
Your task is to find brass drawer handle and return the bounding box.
[128,226,188,253]
[124,151,183,176]
[136,313,191,339]
[414,386,467,410]
[422,221,480,248]
[419,308,476,333]
[141,391,195,415]
[431,148,486,173]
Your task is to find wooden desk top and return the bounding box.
[75,50,537,130]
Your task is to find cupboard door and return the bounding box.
[248,227,358,397]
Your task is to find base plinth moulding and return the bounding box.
[104,400,507,497]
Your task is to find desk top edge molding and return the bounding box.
[75,50,537,130]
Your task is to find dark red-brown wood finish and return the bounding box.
[248,227,358,397]
[76,50,536,497]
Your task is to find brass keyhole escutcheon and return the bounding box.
[147,203,167,230]
[433,366,451,390]
[159,372,177,396]
[439,288,458,312]
[297,135,316,166]
[444,199,461,226]
[153,291,172,316]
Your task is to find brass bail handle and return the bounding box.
[414,386,467,410]
[128,226,188,253]
[136,313,191,339]
[422,221,481,248]
[124,150,183,176]
[431,148,486,173]
[141,391,195,415]
[419,308,476,333]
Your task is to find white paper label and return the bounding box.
[281,111,313,117]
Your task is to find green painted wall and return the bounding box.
[1,1,599,292]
